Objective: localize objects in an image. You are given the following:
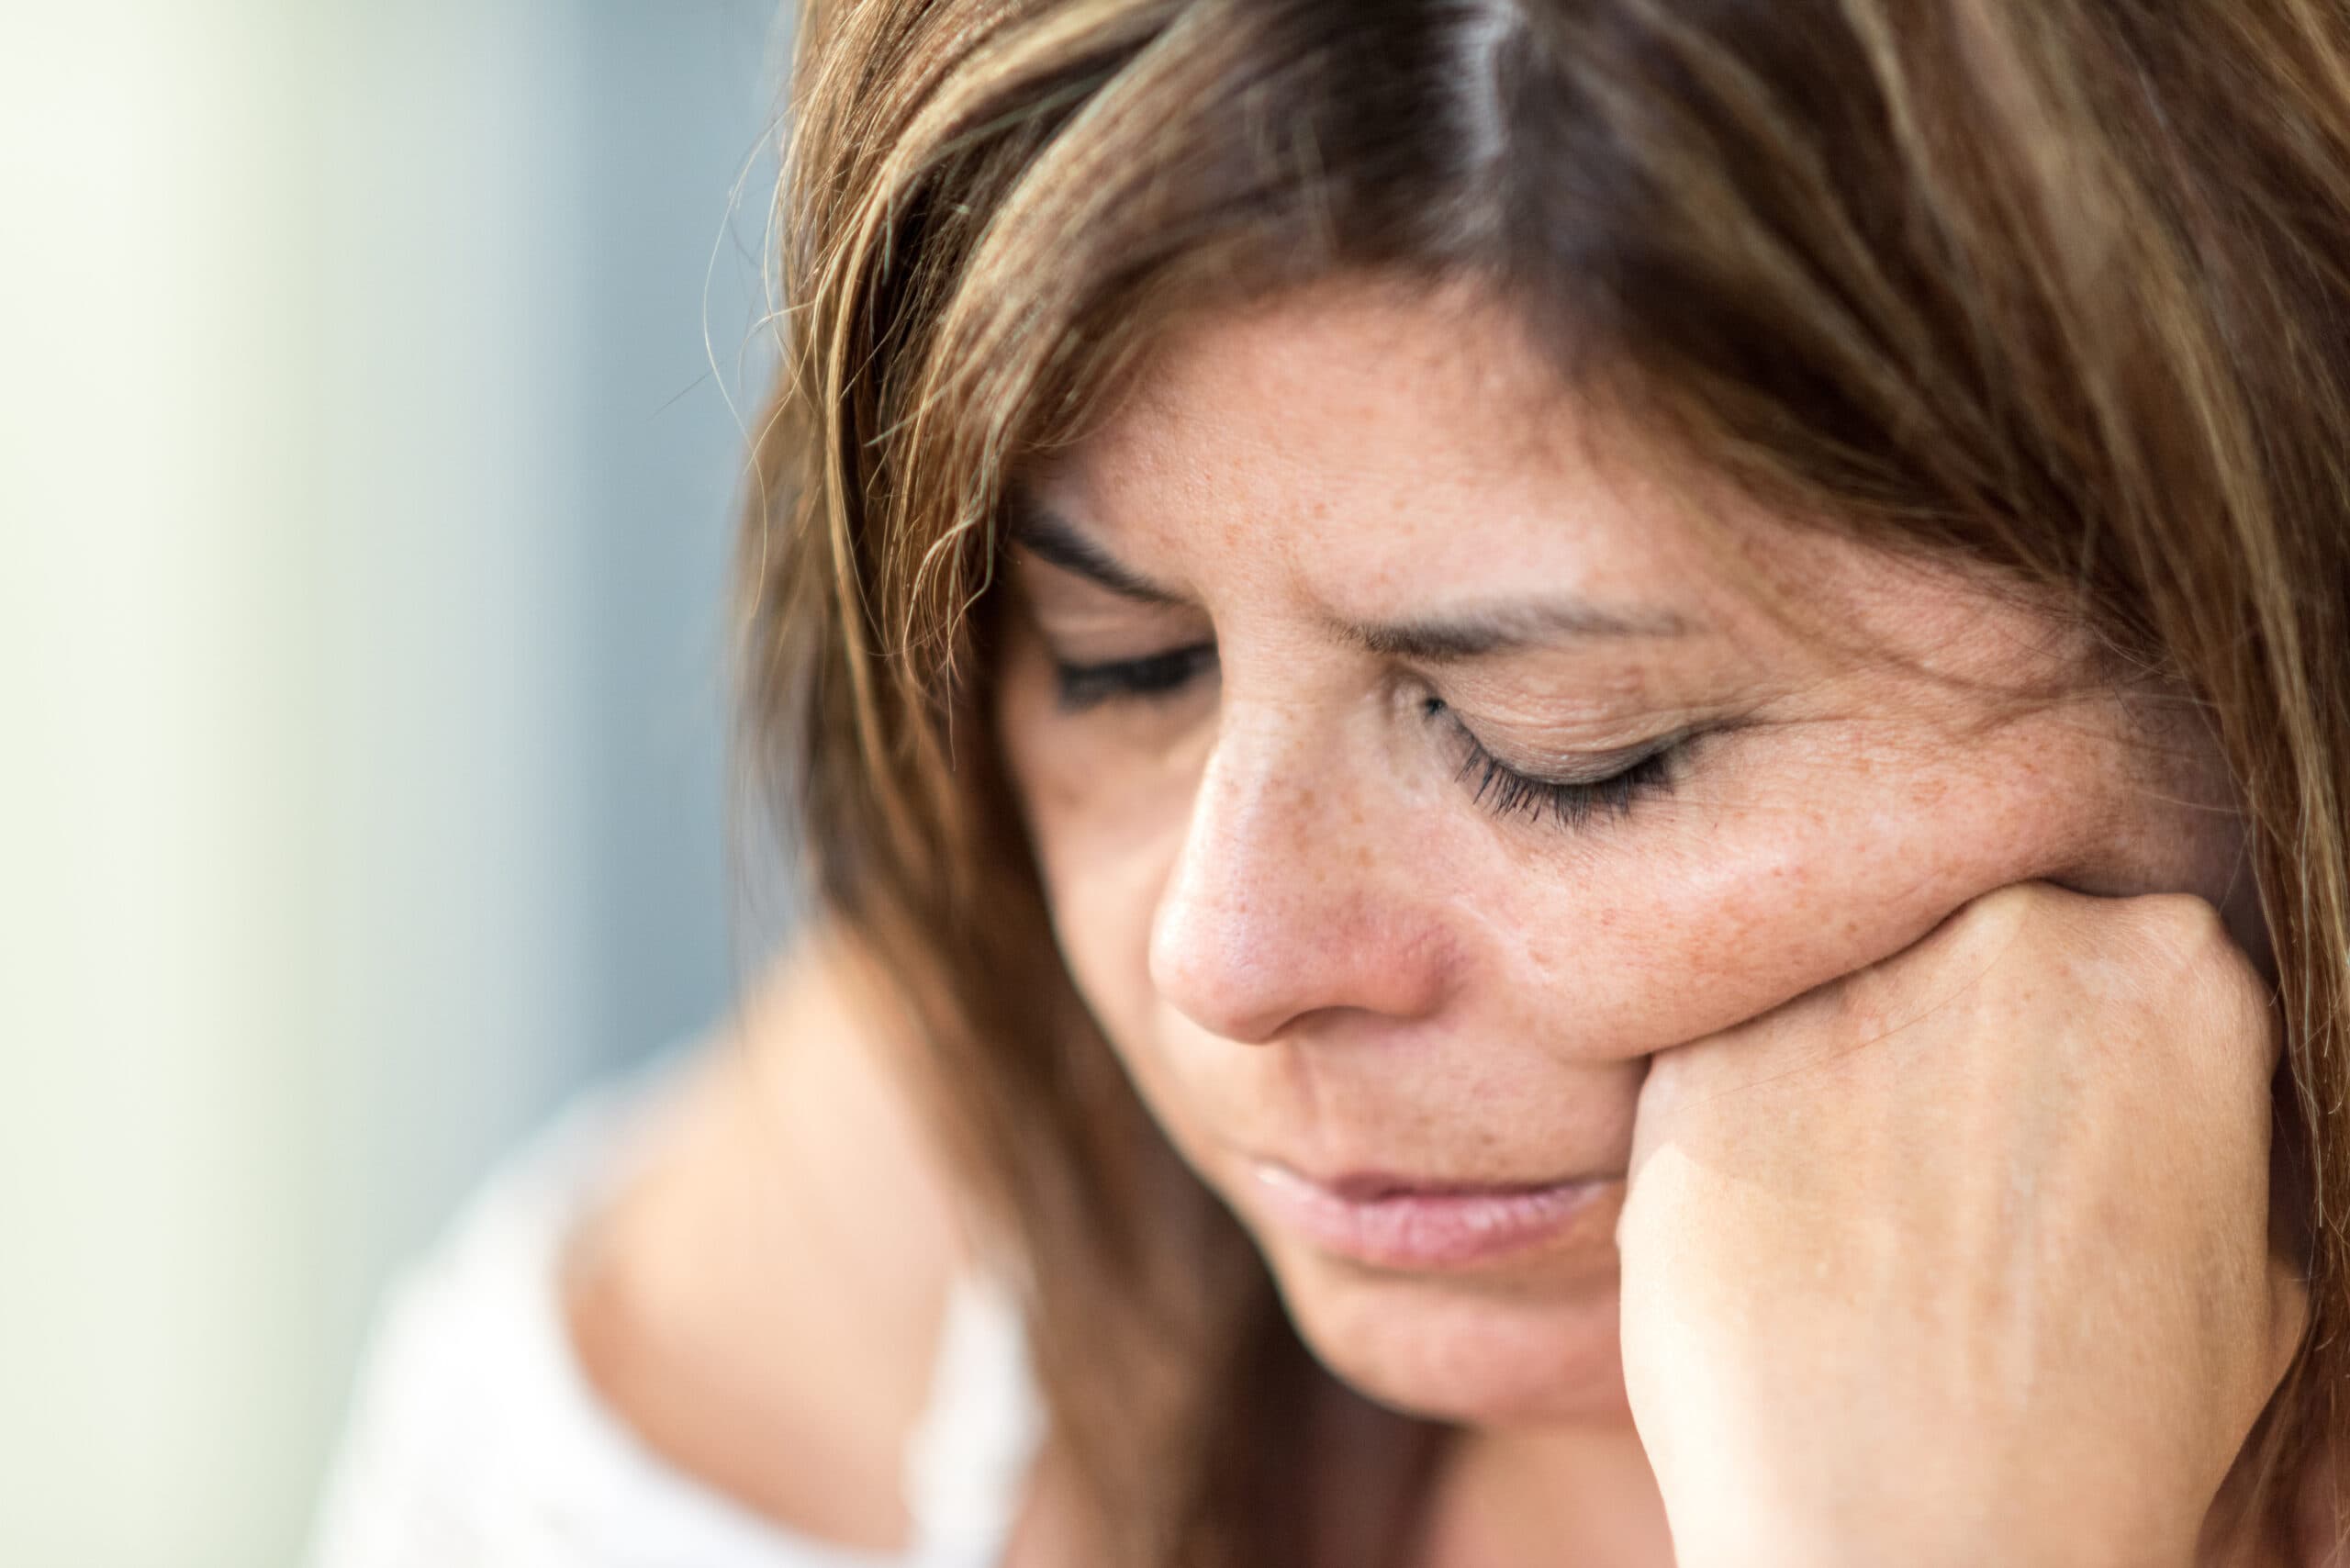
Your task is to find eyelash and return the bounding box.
[1432,699,1680,830]
[1052,644,1218,711]
[1048,649,1681,830]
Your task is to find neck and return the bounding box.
[1414,1417,1673,1568]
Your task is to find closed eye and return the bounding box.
[1429,697,1687,830]
[1053,643,1218,712]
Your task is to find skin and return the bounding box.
[565,944,1090,1561]
[1620,884,2301,1567]
[565,940,966,1551]
[566,272,2309,1564]
[990,274,2299,1562]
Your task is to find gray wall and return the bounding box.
[0,4,792,1563]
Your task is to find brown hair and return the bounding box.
[736,1,2350,1561]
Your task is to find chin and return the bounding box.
[1260,1236,1633,1426]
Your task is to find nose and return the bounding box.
[1147,711,1454,1044]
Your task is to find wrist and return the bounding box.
[1664,1496,2199,1568]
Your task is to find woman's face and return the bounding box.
[992,278,2251,1427]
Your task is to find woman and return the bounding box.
[314,0,2350,1563]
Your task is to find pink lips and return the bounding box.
[1246,1161,1619,1270]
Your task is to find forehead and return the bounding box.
[1027,275,2090,694]
[1039,280,1714,607]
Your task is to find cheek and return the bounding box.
[994,632,1197,1039]
[1001,618,2219,1088]
[1472,713,2171,1056]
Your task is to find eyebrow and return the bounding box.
[1006,494,1693,656]
[1007,495,1185,606]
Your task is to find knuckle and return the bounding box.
[1920,882,2072,995]
[2122,895,2264,1000]
[2116,894,2277,1076]
[1939,883,2042,958]
[2116,891,2232,962]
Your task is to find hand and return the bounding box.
[1616,884,2306,1568]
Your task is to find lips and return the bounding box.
[1245,1159,1621,1270]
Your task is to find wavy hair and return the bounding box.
[737,1,2350,1560]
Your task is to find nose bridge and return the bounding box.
[1147,698,1448,1043]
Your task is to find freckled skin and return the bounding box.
[990,279,2252,1451]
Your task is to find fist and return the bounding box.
[1617,885,2306,1568]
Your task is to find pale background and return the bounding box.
[0,3,793,1563]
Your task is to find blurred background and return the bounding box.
[0,2,793,1562]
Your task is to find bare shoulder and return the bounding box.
[564,933,968,1551]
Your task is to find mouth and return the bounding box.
[1244,1159,1622,1271]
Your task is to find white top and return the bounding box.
[306,1051,1045,1568]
